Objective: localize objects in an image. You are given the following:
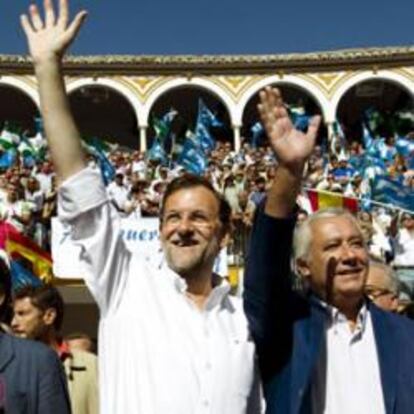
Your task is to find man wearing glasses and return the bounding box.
[365,261,399,312]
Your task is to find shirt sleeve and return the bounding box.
[243,205,296,359]
[57,167,132,313]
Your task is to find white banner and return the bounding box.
[52,216,227,279]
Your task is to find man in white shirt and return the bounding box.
[20,1,260,413]
[393,213,414,267]
[0,183,33,234]
[106,173,129,213]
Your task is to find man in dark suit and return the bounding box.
[0,258,71,413]
[0,333,71,413]
[244,87,414,414]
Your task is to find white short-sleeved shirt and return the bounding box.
[58,167,259,414]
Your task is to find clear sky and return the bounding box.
[2,0,413,56]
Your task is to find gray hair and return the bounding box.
[368,260,399,294]
[293,207,363,262]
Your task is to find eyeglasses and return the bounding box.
[365,285,398,301]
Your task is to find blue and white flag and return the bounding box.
[371,175,414,212]
[289,106,310,132]
[193,99,222,152]
[395,136,414,157]
[147,138,169,166]
[364,108,383,137]
[195,121,215,152]
[84,138,116,185]
[161,108,178,125]
[178,138,208,175]
[251,122,264,148]
[95,148,116,185]
[0,150,16,169]
[197,99,222,128]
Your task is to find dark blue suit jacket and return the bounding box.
[0,333,71,414]
[244,210,414,414]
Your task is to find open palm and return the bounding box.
[20,0,87,63]
[258,87,321,169]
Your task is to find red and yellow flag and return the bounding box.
[306,189,359,213]
[4,224,53,283]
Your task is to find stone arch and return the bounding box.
[67,78,143,124]
[333,72,414,141]
[0,77,40,133]
[236,75,330,126]
[331,70,414,121]
[67,79,141,149]
[143,77,235,127]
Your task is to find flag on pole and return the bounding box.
[395,136,414,157]
[178,138,208,175]
[289,105,310,132]
[83,137,116,185]
[370,176,414,212]
[193,99,222,153]
[0,126,20,150]
[0,150,16,169]
[147,138,169,165]
[5,227,53,283]
[152,109,178,142]
[251,122,264,148]
[306,189,359,213]
[197,99,222,128]
[195,121,215,152]
[18,136,38,167]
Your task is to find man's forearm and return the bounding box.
[35,59,86,184]
[265,164,303,218]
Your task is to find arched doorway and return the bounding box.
[0,84,39,134]
[69,85,140,149]
[148,86,232,152]
[336,79,414,141]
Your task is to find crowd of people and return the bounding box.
[1,121,413,274]
[0,0,413,412]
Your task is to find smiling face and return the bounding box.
[160,186,226,280]
[298,215,369,306]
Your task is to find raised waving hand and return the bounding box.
[20,0,88,182]
[258,87,322,217]
[21,0,87,63]
[258,86,321,173]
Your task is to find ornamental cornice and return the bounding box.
[0,46,413,75]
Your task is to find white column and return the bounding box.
[326,121,334,144]
[233,125,241,152]
[139,126,147,152]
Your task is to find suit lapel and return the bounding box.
[291,303,325,414]
[370,304,397,414]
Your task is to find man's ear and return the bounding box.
[296,257,311,279]
[43,308,57,327]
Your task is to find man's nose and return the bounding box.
[340,244,357,261]
[177,217,194,234]
[10,316,18,329]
